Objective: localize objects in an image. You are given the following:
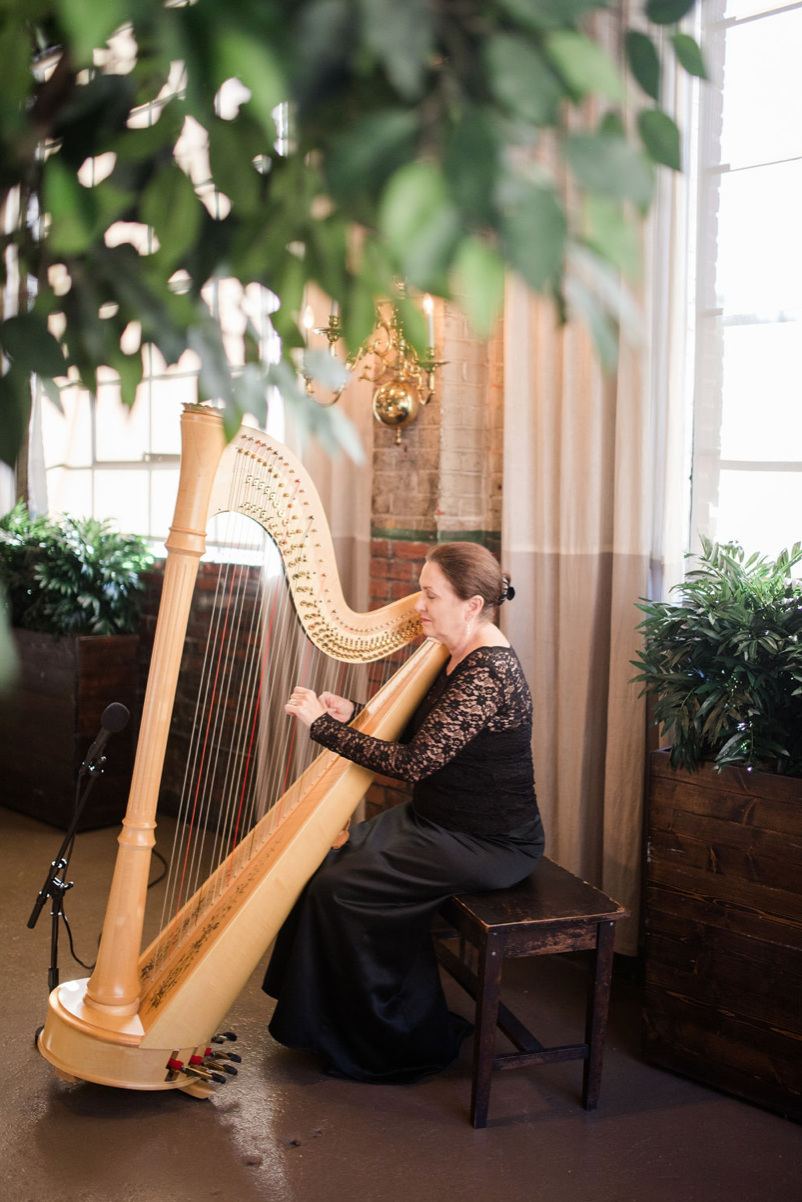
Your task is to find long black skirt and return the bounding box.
[262,802,545,1083]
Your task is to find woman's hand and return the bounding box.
[284,686,326,729]
[331,819,351,849]
[318,693,355,723]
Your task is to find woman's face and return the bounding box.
[415,561,477,648]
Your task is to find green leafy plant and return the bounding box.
[0,502,154,636]
[0,0,706,470]
[631,538,802,777]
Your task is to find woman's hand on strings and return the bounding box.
[319,693,355,723]
[284,687,326,728]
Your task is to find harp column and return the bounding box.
[81,405,227,1018]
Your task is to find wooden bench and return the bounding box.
[435,857,629,1127]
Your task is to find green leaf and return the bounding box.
[499,176,566,292]
[215,28,285,137]
[108,102,185,164]
[326,109,418,203]
[671,33,708,80]
[343,272,380,353]
[444,108,500,225]
[544,31,625,102]
[450,237,506,337]
[0,19,35,124]
[0,368,32,468]
[566,133,654,208]
[583,196,641,279]
[645,0,697,24]
[625,31,662,102]
[485,35,564,126]
[0,315,67,378]
[565,276,618,371]
[45,158,134,255]
[187,320,234,406]
[108,350,144,409]
[39,377,65,414]
[231,363,269,430]
[379,163,460,290]
[43,159,95,255]
[359,0,434,99]
[140,164,203,269]
[496,0,601,29]
[570,243,642,348]
[208,116,265,215]
[303,348,350,392]
[638,109,682,170]
[599,111,626,139]
[53,0,131,65]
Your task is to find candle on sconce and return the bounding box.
[423,294,434,347]
[330,299,340,319]
[303,305,315,345]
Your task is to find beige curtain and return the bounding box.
[502,150,694,953]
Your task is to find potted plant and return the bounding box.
[0,503,153,829]
[631,538,802,1122]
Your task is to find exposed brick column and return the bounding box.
[365,297,505,816]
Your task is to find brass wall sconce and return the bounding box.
[301,291,446,444]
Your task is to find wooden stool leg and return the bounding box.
[582,919,616,1109]
[471,937,503,1129]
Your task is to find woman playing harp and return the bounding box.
[270,541,545,1083]
[36,408,452,1094]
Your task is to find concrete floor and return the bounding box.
[2,803,800,1202]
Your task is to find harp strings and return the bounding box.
[149,460,414,974]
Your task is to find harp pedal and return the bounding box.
[165,1052,228,1090]
[205,1046,242,1068]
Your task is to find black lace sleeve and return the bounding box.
[309,658,506,783]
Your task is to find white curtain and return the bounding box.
[501,101,695,952]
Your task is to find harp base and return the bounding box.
[38,982,212,1092]
[179,1079,217,1099]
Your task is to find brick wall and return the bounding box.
[365,297,505,816]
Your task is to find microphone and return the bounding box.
[80,702,130,774]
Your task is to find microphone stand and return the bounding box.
[27,756,106,994]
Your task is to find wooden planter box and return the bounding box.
[0,630,139,830]
[643,749,802,1122]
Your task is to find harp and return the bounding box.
[37,404,447,1094]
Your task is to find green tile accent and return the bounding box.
[370,527,501,552]
[370,527,437,543]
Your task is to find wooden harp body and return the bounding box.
[38,405,446,1093]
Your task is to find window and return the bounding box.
[36,55,286,559]
[690,0,802,558]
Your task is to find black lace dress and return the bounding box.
[262,646,545,1083]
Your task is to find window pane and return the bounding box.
[150,468,180,547]
[720,8,802,169]
[95,379,149,462]
[94,469,149,534]
[716,469,802,555]
[42,386,92,469]
[47,467,92,517]
[720,322,802,460]
[147,374,193,455]
[715,160,802,315]
[725,1,799,21]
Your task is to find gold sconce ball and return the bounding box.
[372,381,420,432]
